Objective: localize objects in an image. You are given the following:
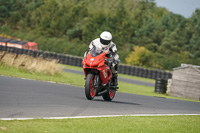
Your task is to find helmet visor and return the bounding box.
[100,38,111,45]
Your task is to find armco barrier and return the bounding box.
[118,64,172,79]
[0,46,172,79]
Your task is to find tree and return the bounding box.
[0,0,16,25]
[1,0,199,70]
[188,9,200,64]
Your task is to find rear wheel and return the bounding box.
[102,80,116,101]
[85,73,96,100]
[102,89,116,101]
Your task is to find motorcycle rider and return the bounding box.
[89,31,120,87]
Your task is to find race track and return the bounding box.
[0,76,200,118]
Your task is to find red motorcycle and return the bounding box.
[82,47,117,101]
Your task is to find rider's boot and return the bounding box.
[112,73,118,87]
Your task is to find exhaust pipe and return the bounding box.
[97,90,108,96]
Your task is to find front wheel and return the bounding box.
[85,73,96,100]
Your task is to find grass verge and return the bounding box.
[0,65,84,87]
[0,115,199,133]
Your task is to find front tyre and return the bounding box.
[85,73,96,100]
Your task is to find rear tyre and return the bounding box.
[85,73,96,100]
[102,89,116,101]
[102,79,116,101]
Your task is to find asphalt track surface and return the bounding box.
[0,76,200,118]
[63,68,155,87]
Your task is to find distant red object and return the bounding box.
[28,42,38,51]
[0,37,38,51]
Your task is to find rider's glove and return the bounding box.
[108,57,114,64]
[104,48,110,54]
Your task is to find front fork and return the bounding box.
[92,74,108,96]
[93,75,99,88]
[93,74,115,89]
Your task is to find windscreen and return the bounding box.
[90,46,103,57]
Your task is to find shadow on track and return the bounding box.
[93,99,141,106]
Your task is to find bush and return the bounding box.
[125,46,153,67]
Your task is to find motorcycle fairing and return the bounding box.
[82,49,112,85]
[98,65,112,85]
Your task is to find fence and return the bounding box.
[0,45,172,80]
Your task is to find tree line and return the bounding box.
[0,0,199,70]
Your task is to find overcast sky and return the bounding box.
[154,0,200,18]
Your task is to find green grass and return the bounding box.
[0,65,84,87]
[0,115,199,133]
[64,64,83,71]
[0,64,199,102]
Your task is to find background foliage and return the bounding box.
[0,0,199,70]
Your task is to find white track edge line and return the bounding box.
[0,114,200,120]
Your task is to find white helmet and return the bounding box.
[100,31,112,48]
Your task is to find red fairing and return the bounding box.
[98,65,112,84]
[82,51,112,85]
